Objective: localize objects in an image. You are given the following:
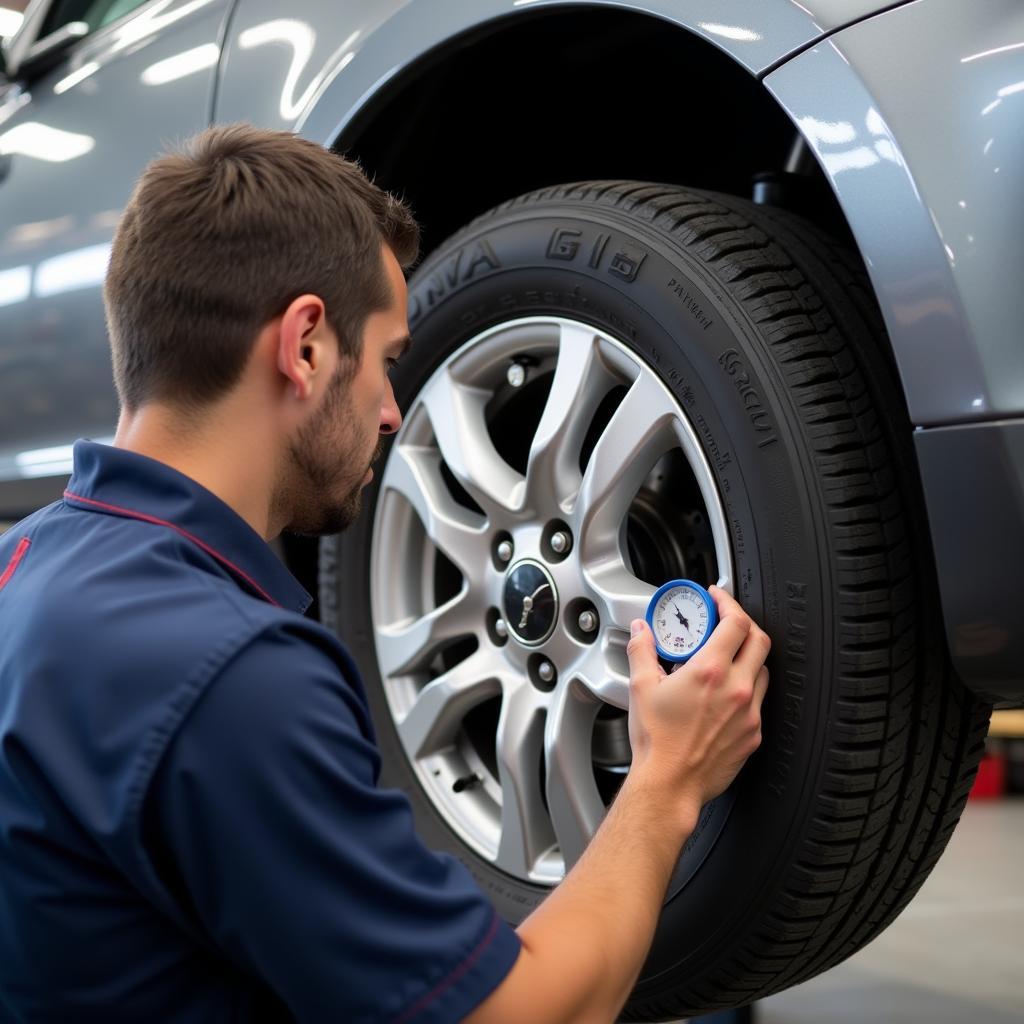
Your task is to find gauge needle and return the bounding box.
[674,604,690,631]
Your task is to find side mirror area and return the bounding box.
[6,20,87,81]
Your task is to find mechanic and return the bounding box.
[0,125,770,1023]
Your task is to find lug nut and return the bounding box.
[506,362,527,388]
[495,618,508,640]
[577,610,598,633]
[537,659,555,683]
[550,531,570,554]
[496,539,513,563]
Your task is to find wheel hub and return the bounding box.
[503,559,558,646]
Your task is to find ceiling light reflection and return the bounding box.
[697,23,761,43]
[961,41,1024,64]
[239,21,359,121]
[873,138,898,164]
[6,215,75,246]
[239,19,316,120]
[797,115,856,146]
[0,265,31,308]
[34,243,111,297]
[53,61,100,95]
[820,146,880,175]
[141,42,219,85]
[0,8,23,37]
[109,0,212,52]
[15,443,75,468]
[14,437,115,479]
[0,122,95,162]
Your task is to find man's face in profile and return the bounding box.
[279,246,409,537]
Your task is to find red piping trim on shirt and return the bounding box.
[62,490,281,608]
[390,911,502,1024]
[0,536,31,592]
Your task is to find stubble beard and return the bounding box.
[279,364,382,538]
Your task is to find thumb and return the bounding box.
[626,619,660,688]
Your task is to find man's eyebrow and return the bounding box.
[392,334,413,358]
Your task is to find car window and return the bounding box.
[39,0,149,39]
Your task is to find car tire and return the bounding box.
[320,181,990,1018]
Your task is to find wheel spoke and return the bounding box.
[384,443,488,578]
[494,685,553,878]
[376,589,477,678]
[525,323,613,511]
[584,558,657,635]
[422,367,526,516]
[573,639,631,710]
[544,679,605,870]
[574,371,676,544]
[396,649,503,759]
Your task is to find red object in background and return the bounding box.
[969,751,1007,800]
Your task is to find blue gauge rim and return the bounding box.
[645,579,718,663]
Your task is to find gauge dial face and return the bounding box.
[649,583,714,661]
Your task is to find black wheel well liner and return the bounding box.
[335,7,855,262]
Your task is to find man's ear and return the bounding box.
[277,294,328,400]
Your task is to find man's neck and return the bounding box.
[112,402,276,540]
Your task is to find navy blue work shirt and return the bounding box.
[0,439,520,1022]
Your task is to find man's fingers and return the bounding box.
[698,601,752,662]
[734,623,772,677]
[626,620,662,688]
[705,586,772,665]
[753,665,770,708]
[707,584,748,622]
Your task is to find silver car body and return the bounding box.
[1,0,1021,700]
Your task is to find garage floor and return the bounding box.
[755,799,1024,1023]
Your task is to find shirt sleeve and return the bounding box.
[142,621,521,1024]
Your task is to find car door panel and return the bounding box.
[0,0,229,514]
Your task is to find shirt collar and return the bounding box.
[63,439,312,614]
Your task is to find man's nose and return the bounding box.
[380,390,402,435]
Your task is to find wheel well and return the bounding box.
[340,7,854,260]
[285,8,874,620]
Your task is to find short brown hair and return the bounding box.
[104,123,419,413]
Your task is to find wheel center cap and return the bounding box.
[503,560,558,645]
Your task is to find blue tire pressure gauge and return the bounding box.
[645,579,719,663]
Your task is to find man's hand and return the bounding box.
[466,586,770,1024]
[626,585,770,818]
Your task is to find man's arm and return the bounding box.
[141,623,522,1023]
[466,586,770,1023]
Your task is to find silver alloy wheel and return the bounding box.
[370,316,733,885]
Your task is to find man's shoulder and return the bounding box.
[217,609,369,713]
[0,500,60,563]
[183,614,375,759]
[7,494,301,656]
[2,495,370,777]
